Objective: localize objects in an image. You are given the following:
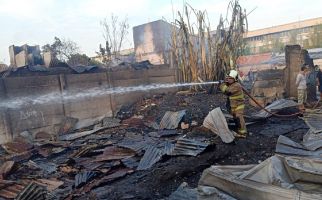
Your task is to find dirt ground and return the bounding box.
[80,92,308,200]
[0,91,308,200]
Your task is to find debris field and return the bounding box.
[0,91,310,199]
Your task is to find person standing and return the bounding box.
[316,65,322,100]
[220,70,247,138]
[296,65,309,112]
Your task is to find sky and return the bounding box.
[0,0,322,64]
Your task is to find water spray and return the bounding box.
[0,81,220,109]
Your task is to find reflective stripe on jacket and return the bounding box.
[220,82,245,110]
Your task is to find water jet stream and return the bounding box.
[0,81,220,109]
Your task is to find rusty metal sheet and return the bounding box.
[15,182,49,200]
[0,180,28,199]
[34,131,53,141]
[170,138,208,156]
[137,145,164,170]
[2,140,33,154]
[35,179,63,192]
[0,161,15,179]
[74,158,104,171]
[122,117,145,127]
[94,146,135,162]
[4,150,35,162]
[160,110,186,129]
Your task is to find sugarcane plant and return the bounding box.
[170,0,248,90]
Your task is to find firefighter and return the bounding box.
[219,70,247,138]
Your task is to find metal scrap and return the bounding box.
[69,65,97,73]
[168,182,198,200]
[26,160,57,174]
[117,136,157,153]
[15,182,51,200]
[75,158,104,171]
[252,99,298,118]
[58,128,104,141]
[35,179,64,192]
[0,180,29,199]
[2,139,33,154]
[160,110,186,129]
[34,132,53,141]
[101,117,121,128]
[74,171,97,188]
[121,157,140,169]
[0,161,15,179]
[82,168,133,193]
[170,138,208,156]
[137,145,164,170]
[302,112,322,133]
[276,135,322,158]
[94,146,135,162]
[203,108,235,143]
[149,130,179,138]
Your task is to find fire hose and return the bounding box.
[241,87,302,117]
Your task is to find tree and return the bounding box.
[99,14,129,61]
[271,37,284,53]
[67,53,102,67]
[288,30,299,45]
[310,24,322,48]
[42,37,80,62]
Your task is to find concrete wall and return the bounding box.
[133,20,173,64]
[285,45,302,98]
[0,66,177,144]
[9,45,42,67]
[250,69,285,107]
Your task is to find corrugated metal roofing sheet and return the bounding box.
[252,99,298,118]
[303,113,322,133]
[160,110,186,129]
[168,183,198,200]
[170,138,208,156]
[137,145,164,170]
[15,182,49,200]
[75,171,97,188]
[69,65,97,73]
[94,146,135,162]
[0,180,28,199]
[203,108,235,143]
[117,137,157,153]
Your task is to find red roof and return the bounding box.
[237,53,272,66]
